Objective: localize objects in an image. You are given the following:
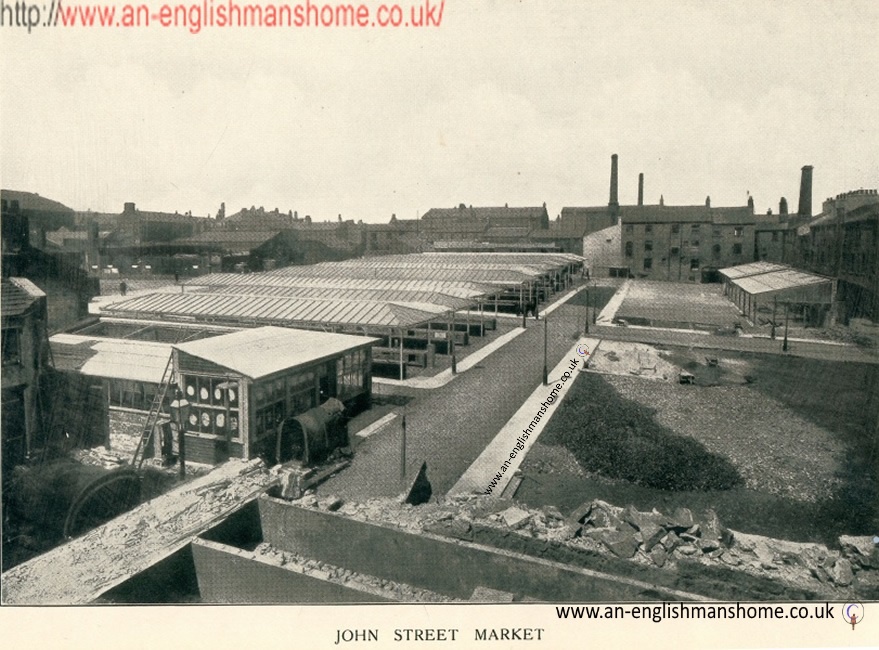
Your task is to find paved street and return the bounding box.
[320,302,593,500]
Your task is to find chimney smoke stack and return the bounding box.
[797,165,813,216]
[637,173,644,206]
[609,154,619,213]
[779,197,788,215]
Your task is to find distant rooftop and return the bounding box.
[1,277,46,317]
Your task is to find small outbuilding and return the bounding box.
[172,326,379,464]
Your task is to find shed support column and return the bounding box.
[479,299,484,336]
[399,329,404,381]
[451,311,457,374]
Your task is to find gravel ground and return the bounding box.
[602,375,845,502]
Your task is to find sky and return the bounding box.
[1,0,877,222]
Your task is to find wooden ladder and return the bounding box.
[131,354,174,470]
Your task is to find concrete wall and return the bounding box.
[257,497,696,602]
[583,222,623,277]
[191,538,393,603]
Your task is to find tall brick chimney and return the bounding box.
[797,165,813,217]
[637,173,644,206]
[609,154,619,214]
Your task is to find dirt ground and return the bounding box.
[516,348,878,544]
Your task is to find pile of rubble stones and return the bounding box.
[292,491,878,595]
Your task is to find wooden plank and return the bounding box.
[1,458,276,605]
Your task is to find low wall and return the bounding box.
[191,539,393,603]
[257,496,703,602]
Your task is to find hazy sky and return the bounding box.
[2,0,877,221]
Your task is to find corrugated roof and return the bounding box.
[50,334,171,383]
[719,261,789,280]
[187,273,498,298]
[100,292,440,328]
[201,285,475,310]
[268,264,534,285]
[2,277,46,317]
[174,326,378,380]
[731,269,831,296]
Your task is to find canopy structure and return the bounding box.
[50,334,171,384]
[99,292,443,331]
[720,262,833,325]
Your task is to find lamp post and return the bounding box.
[543,313,549,385]
[584,287,590,334]
[169,389,191,478]
[400,408,407,483]
[782,302,790,353]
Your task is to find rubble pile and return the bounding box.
[292,491,878,598]
[2,458,275,605]
[252,542,457,603]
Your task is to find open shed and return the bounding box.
[720,263,834,327]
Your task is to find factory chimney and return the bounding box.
[797,165,813,217]
[637,173,644,206]
[609,154,619,214]
[779,197,788,216]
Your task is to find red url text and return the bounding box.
[1,0,445,33]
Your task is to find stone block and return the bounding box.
[667,507,694,531]
[500,506,532,529]
[829,558,854,587]
[565,501,593,526]
[640,522,666,551]
[838,535,879,568]
[649,545,667,567]
[600,528,639,559]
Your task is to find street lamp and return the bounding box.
[169,388,191,478]
[543,313,549,385]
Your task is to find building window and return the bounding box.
[771,232,779,242]
[184,374,242,439]
[337,349,368,400]
[692,240,700,247]
[644,240,653,252]
[2,328,21,366]
[712,244,721,257]
[624,241,633,257]
[644,224,653,233]
[643,258,653,270]
[671,224,680,234]
[690,258,699,271]
[713,228,721,237]
[670,247,680,256]
[734,227,743,237]
[691,224,700,232]
[625,224,633,233]
[732,243,743,255]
